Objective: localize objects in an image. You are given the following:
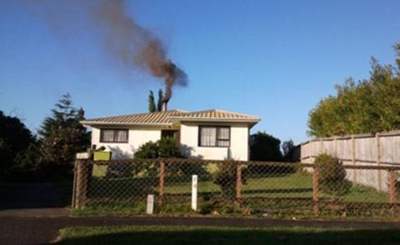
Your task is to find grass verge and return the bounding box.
[58,225,400,245]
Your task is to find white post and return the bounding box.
[191,175,198,211]
[146,194,154,215]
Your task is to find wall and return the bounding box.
[301,130,400,192]
[91,127,161,159]
[180,123,249,161]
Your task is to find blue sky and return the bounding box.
[0,0,399,143]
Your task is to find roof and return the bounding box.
[81,109,260,127]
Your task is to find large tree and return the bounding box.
[308,43,400,137]
[0,111,35,176]
[38,94,90,168]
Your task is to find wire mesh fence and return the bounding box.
[72,157,400,219]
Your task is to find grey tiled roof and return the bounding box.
[81,109,260,126]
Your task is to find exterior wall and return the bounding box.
[91,127,161,159]
[180,123,250,161]
[90,122,251,161]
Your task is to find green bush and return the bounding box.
[314,154,351,196]
[213,163,247,200]
[134,137,181,159]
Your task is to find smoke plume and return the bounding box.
[26,0,187,102]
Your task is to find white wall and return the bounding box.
[91,127,161,159]
[180,123,249,161]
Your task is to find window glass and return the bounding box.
[199,126,230,147]
[100,129,128,143]
[200,127,216,146]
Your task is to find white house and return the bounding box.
[81,109,260,161]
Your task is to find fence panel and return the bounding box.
[72,158,400,219]
[301,131,400,192]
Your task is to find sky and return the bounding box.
[0,0,399,144]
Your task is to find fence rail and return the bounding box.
[72,157,400,219]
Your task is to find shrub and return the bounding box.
[314,154,351,196]
[134,137,181,159]
[213,163,247,200]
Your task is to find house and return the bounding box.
[80,109,260,161]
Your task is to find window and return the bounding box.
[199,126,230,147]
[100,129,128,143]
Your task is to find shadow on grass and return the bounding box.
[57,227,400,245]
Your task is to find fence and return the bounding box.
[72,156,400,219]
[301,130,400,192]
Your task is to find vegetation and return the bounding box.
[314,154,351,196]
[308,43,400,137]
[38,93,90,177]
[134,137,181,159]
[281,140,298,162]
[213,163,246,200]
[58,225,400,245]
[147,89,166,112]
[250,132,283,161]
[0,111,37,178]
[148,90,156,112]
[0,94,89,180]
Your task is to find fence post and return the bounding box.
[158,160,165,207]
[236,163,242,201]
[376,133,382,191]
[388,169,397,204]
[73,152,91,208]
[312,165,320,215]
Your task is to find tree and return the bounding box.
[0,111,35,177]
[308,42,400,137]
[157,89,164,112]
[38,94,90,171]
[282,140,298,162]
[249,132,283,161]
[148,90,156,113]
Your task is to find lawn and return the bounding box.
[163,172,389,203]
[80,170,392,218]
[58,225,400,245]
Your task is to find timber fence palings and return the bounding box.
[301,130,400,192]
[72,158,400,218]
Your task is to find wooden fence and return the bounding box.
[301,130,400,192]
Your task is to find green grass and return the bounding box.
[78,172,392,218]
[58,225,400,245]
[164,172,388,202]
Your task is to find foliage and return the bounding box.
[282,140,298,162]
[134,137,181,159]
[38,94,90,170]
[157,89,164,112]
[308,43,400,137]
[148,89,166,112]
[314,154,351,196]
[213,163,247,200]
[130,137,183,177]
[250,132,283,161]
[0,111,36,177]
[148,90,156,113]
